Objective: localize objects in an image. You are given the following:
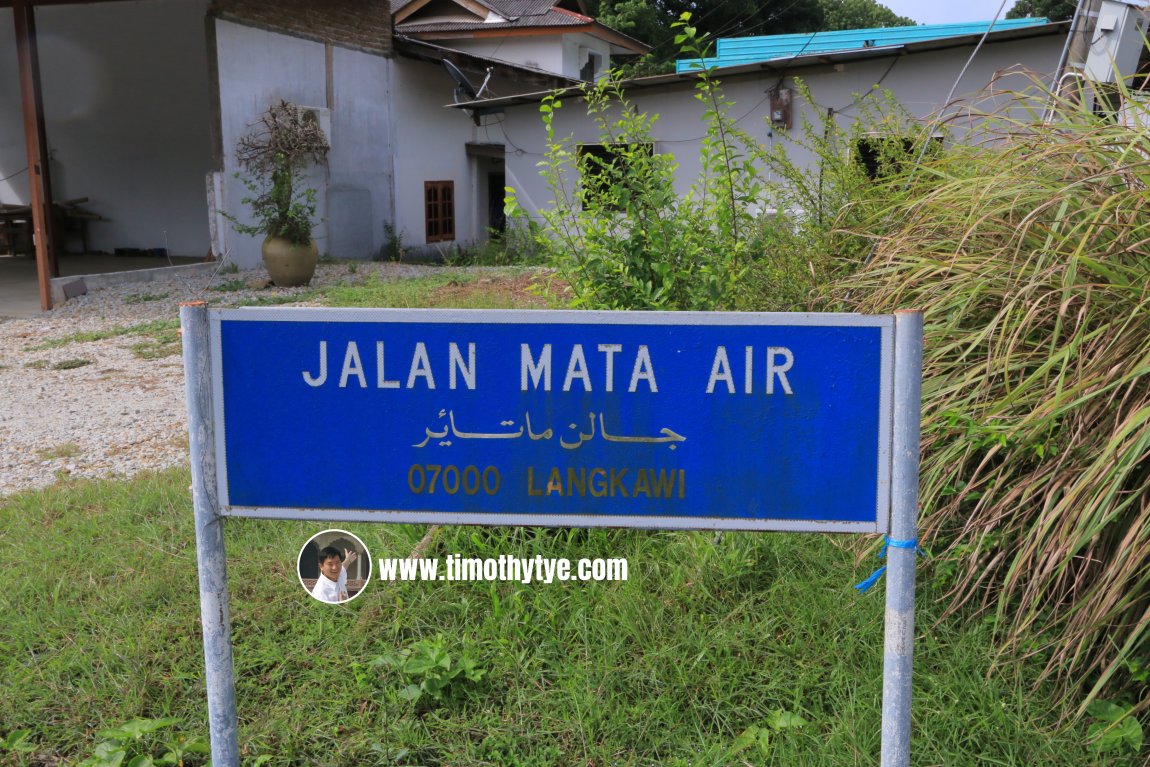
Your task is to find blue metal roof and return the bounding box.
[676,18,1051,73]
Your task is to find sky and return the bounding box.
[879,0,1026,25]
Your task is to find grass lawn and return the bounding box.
[0,269,1137,765]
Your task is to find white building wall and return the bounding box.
[442,37,566,76]
[434,33,614,80]
[392,55,510,255]
[215,21,328,269]
[561,33,612,80]
[495,36,1064,226]
[328,46,393,261]
[214,20,393,267]
[0,0,212,256]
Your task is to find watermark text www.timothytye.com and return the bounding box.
[378,555,628,584]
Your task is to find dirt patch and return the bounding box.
[429,270,570,308]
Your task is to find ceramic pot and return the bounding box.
[261,236,318,287]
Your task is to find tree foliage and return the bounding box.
[590,0,915,73]
[230,100,329,244]
[1006,0,1077,21]
[819,0,915,31]
[512,12,931,313]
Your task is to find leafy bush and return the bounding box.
[513,16,941,313]
[443,225,544,266]
[1088,700,1145,755]
[736,81,942,311]
[507,15,761,310]
[76,718,207,767]
[372,635,486,706]
[375,223,406,262]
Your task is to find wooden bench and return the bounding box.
[0,204,32,256]
[0,198,104,256]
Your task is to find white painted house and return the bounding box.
[458,19,1071,225]
[392,0,647,82]
[1,0,646,303]
[384,0,646,258]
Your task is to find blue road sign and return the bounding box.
[210,308,894,532]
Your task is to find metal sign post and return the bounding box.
[180,305,923,767]
[882,310,923,767]
[180,303,240,766]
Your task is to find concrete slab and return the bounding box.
[0,253,206,318]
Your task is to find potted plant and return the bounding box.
[230,100,330,286]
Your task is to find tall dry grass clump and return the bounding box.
[834,103,1150,702]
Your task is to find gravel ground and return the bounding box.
[0,261,438,497]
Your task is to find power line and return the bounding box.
[860,0,1012,268]
[0,167,29,183]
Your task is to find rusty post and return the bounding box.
[13,0,59,311]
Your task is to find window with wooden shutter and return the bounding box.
[425,180,455,243]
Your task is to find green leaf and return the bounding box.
[1087,699,1126,722]
[183,736,210,754]
[2,729,35,752]
[1088,700,1143,753]
[729,725,761,755]
[1118,718,1144,751]
[115,719,178,741]
[458,656,486,683]
[1089,718,1134,752]
[91,741,128,766]
[1126,658,1150,684]
[402,653,439,675]
[768,709,810,730]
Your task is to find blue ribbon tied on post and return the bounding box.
[853,536,925,593]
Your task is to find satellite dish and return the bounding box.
[443,59,478,102]
[442,59,492,103]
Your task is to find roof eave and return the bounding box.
[394,0,497,25]
[397,19,649,53]
[393,33,580,90]
[453,20,1069,112]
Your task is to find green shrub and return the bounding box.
[443,225,544,266]
[514,16,942,314]
[507,15,760,311]
[736,82,943,311]
[76,718,208,767]
[835,82,1150,703]
[376,222,406,262]
[371,635,486,707]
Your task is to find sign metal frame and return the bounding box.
[180,303,922,767]
[208,307,896,533]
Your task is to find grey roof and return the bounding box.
[392,0,571,18]
[491,0,562,15]
[392,0,646,51]
[399,13,588,33]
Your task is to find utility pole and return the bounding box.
[1051,0,1149,114]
